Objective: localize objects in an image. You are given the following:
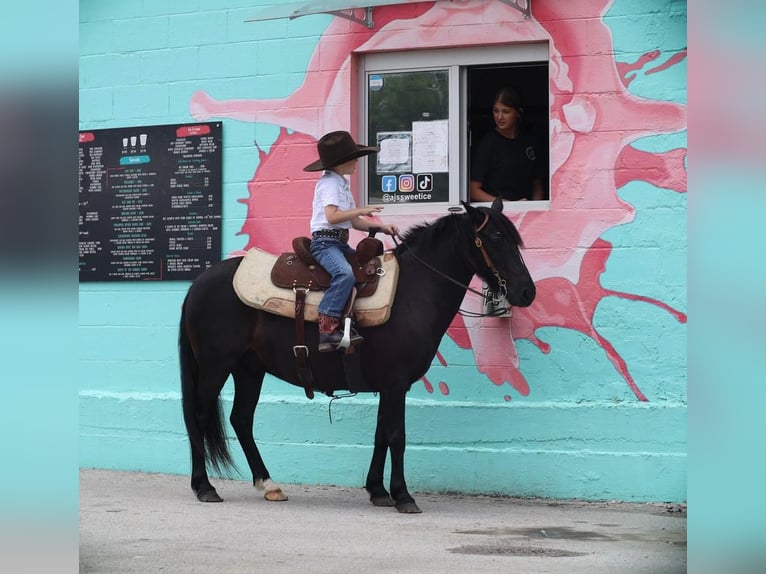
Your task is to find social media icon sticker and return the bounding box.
[399,174,415,192]
[416,173,433,191]
[381,175,397,192]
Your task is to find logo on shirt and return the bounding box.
[398,174,415,192]
[525,146,536,161]
[381,175,397,192]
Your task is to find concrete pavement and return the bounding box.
[80,469,686,573]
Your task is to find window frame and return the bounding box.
[358,43,550,214]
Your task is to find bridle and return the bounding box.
[472,212,509,304]
[391,212,511,313]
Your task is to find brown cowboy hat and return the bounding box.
[303,130,379,172]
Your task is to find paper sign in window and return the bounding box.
[412,120,448,173]
[376,132,412,174]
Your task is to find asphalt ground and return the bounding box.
[80,469,686,573]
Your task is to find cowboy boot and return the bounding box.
[318,313,343,352]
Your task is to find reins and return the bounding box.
[391,212,511,317]
[392,233,486,299]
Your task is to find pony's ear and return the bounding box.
[491,196,504,212]
[461,200,485,227]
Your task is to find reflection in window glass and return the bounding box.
[366,70,449,205]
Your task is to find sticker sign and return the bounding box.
[369,74,383,91]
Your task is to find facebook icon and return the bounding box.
[381,175,397,192]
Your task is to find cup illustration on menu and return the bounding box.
[140,133,148,147]
[122,137,129,149]
[130,136,137,147]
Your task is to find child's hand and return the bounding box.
[381,224,399,236]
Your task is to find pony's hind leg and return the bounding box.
[230,365,288,502]
[190,440,222,503]
[189,365,233,503]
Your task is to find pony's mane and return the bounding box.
[395,212,468,255]
[395,207,522,255]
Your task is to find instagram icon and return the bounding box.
[398,174,415,192]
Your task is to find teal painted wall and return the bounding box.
[79,0,686,502]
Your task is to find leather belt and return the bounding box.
[312,228,349,242]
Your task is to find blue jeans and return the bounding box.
[310,238,356,318]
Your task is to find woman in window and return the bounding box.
[470,87,545,202]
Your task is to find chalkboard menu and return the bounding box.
[78,122,223,281]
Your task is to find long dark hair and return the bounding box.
[493,86,523,112]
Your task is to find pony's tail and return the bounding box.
[179,294,234,476]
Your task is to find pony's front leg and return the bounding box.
[381,390,421,514]
[366,399,394,507]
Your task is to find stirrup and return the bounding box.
[338,317,352,350]
[338,317,364,351]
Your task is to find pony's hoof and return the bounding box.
[255,478,288,501]
[396,501,422,514]
[197,489,223,503]
[370,495,395,507]
[264,488,288,502]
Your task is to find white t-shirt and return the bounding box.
[310,170,356,233]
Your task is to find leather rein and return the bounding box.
[392,212,509,305]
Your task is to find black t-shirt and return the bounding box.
[471,129,544,201]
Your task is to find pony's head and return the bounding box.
[461,198,536,308]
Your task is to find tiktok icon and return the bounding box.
[416,173,433,192]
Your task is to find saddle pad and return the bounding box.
[232,247,399,327]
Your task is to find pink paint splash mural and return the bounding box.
[189,0,687,402]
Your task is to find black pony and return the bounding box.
[179,198,535,513]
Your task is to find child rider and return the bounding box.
[303,130,399,352]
